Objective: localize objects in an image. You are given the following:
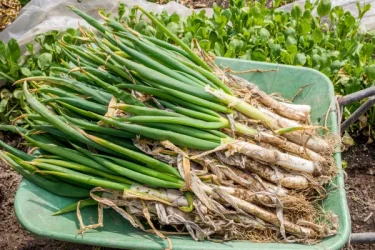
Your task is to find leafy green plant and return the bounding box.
[124,0,375,133]
[0,39,27,123]
[0,30,73,123]
[19,0,31,7]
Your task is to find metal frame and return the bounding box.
[337,86,375,245]
[338,86,375,132]
[350,233,375,244]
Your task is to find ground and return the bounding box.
[0,131,374,250]
[343,133,375,250]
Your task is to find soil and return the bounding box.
[343,133,375,250]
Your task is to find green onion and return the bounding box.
[17,76,111,105]
[0,139,34,161]
[0,151,89,197]
[116,116,229,130]
[32,158,134,185]
[99,155,183,184]
[89,112,221,150]
[73,144,183,189]
[23,134,116,175]
[52,199,98,216]
[38,170,130,191]
[76,127,181,177]
[41,97,108,115]
[136,6,212,72]
[95,39,220,103]
[84,71,145,107]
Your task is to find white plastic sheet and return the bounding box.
[0,0,374,46]
[0,0,212,46]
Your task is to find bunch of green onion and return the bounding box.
[0,5,338,243]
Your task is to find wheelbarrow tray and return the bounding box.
[14,58,351,250]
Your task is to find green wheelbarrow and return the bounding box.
[14,58,351,250]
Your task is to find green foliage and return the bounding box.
[125,0,375,131]
[19,0,31,7]
[0,30,76,123]
[317,0,331,17]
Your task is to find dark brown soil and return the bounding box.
[343,133,375,250]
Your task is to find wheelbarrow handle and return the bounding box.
[338,86,375,106]
[350,232,375,244]
[337,86,375,132]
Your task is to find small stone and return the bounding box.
[366,168,375,175]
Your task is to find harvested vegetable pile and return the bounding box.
[0,5,339,247]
